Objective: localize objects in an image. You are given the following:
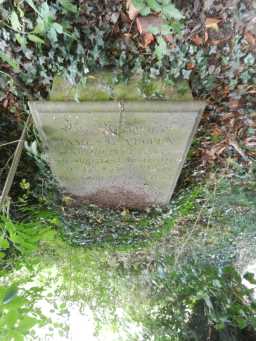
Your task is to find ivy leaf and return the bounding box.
[28,34,45,44]
[140,7,151,16]
[0,51,20,71]
[52,23,63,34]
[39,2,51,20]
[33,21,45,35]
[47,27,57,42]
[15,33,27,47]
[162,3,184,20]
[10,11,21,31]
[59,0,77,13]
[146,0,161,12]
[244,53,255,65]
[132,0,150,16]
[182,69,192,80]
[160,24,172,35]
[132,0,146,11]
[155,36,168,60]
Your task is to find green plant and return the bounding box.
[0,283,47,341]
[0,211,60,339]
[132,0,184,19]
[0,212,58,262]
[144,262,256,340]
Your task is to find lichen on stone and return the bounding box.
[49,70,193,102]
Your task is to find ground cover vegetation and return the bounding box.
[0,0,256,340]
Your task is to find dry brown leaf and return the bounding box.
[223,85,229,96]
[244,137,256,148]
[143,32,155,47]
[222,112,234,120]
[244,31,256,46]
[215,145,227,156]
[203,142,226,161]
[204,31,209,43]
[186,63,195,70]
[136,15,163,34]
[229,140,248,161]
[229,98,240,110]
[136,16,172,45]
[191,34,203,46]
[211,126,222,137]
[205,17,221,31]
[208,33,232,45]
[127,0,139,20]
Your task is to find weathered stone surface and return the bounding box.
[49,71,193,102]
[29,101,205,208]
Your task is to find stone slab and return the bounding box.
[29,101,205,209]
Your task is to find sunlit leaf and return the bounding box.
[155,36,168,60]
[0,237,9,250]
[146,0,161,12]
[28,34,45,44]
[10,11,21,31]
[18,316,38,333]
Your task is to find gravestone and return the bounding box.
[29,72,205,209]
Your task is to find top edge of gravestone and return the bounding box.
[49,70,194,102]
[29,101,206,114]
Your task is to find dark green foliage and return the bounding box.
[0,210,58,266]
[60,185,202,249]
[144,262,256,341]
[0,0,255,103]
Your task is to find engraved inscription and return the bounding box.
[31,107,201,208]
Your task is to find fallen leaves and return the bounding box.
[186,63,195,70]
[191,17,233,46]
[142,32,155,47]
[244,137,256,149]
[126,0,139,20]
[136,15,163,35]
[191,34,203,46]
[205,17,221,31]
[199,102,256,165]
[191,33,209,45]
[136,15,172,47]
[244,31,256,46]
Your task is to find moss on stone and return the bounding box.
[49,70,193,102]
